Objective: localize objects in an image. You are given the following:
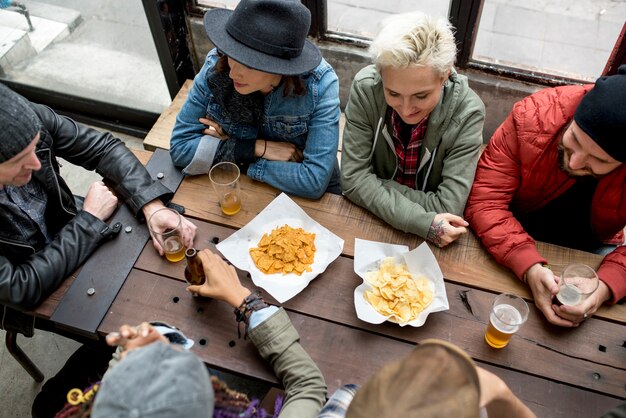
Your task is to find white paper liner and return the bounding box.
[217,193,344,302]
[353,238,449,327]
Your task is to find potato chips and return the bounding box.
[364,257,433,323]
[249,225,316,275]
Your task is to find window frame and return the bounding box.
[188,0,626,86]
[3,0,623,132]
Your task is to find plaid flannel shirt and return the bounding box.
[391,110,428,190]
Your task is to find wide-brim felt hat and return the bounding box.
[203,0,322,75]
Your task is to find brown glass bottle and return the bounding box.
[184,248,206,286]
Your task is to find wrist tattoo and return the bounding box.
[427,220,445,246]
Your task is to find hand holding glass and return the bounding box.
[485,293,529,349]
[209,162,242,216]
[148,207,186,263]
[555,263,599,306]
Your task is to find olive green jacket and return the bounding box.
[340,65,485,238]
[249,308,327,418]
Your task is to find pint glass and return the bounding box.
[485,293,529,349]
[556,264,598,306]
[209,162,242,216]
[148,207,186,263]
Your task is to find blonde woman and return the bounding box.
[340,11,485,247]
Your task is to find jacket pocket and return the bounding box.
[206,101,258,140]
[206,100,232,127]
[266,115,308,141]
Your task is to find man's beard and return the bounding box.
[558,146,596,178]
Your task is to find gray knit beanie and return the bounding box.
[92,342,214,417]
[0,83,41,163]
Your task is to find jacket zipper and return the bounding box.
[0,236,36,254]
[45,147,76,217]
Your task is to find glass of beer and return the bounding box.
[555,264,598,306]
[485,293,529,349]
[148,207,186,263]
[209,162,242,216]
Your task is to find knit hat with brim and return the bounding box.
[574,65,626,163]
[203,0,321,75]
[346,339,481,418]
[92,342,214,417]
[0,83,41,163]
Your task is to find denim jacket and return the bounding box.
[170,49,341,199]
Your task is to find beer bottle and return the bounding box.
[184,248,206,286]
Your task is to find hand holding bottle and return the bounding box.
[186,249,251,308]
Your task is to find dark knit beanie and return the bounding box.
[574,65,626,163]
[0,83,41,163]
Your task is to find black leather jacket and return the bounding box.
[0,103,173,310]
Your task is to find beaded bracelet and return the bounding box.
[234,291,269,339]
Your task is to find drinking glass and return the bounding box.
[555,264,599,306]
[209,162,242,216]
[148,207,186,263]
[485,293,529,349]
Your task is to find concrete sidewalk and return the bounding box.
[0,0,171,114]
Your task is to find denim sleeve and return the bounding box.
[247,68,341,200]
[248,305,279,329]
[170,52,217,169]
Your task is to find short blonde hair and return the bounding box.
[369,11,457,76]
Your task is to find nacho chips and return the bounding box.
[364,257,433,323]
[249,225,316,275]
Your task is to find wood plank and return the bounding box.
[173,179,626,323]
[479,363,621,418]
[174,173,424,254]
[143,79,193,151]
[131,148,153,165]
[100,269,622,418]
[100,269,415,389]
[31,269,79,319]
[134,221,626,398]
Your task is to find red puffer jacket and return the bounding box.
[465,85,626,303]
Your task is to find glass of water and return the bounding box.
[555,264,599,306]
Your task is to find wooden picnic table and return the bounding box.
[94,169,626,418]
[31,86,626,418]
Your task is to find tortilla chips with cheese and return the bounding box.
[249,225,316,275]
[364,257,433,323]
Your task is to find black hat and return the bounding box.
[203,0,322,76]
[574,65,626,163]
[0,83,41,164]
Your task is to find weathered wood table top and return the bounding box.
[97,168,625,418]
[33,95,626,418]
